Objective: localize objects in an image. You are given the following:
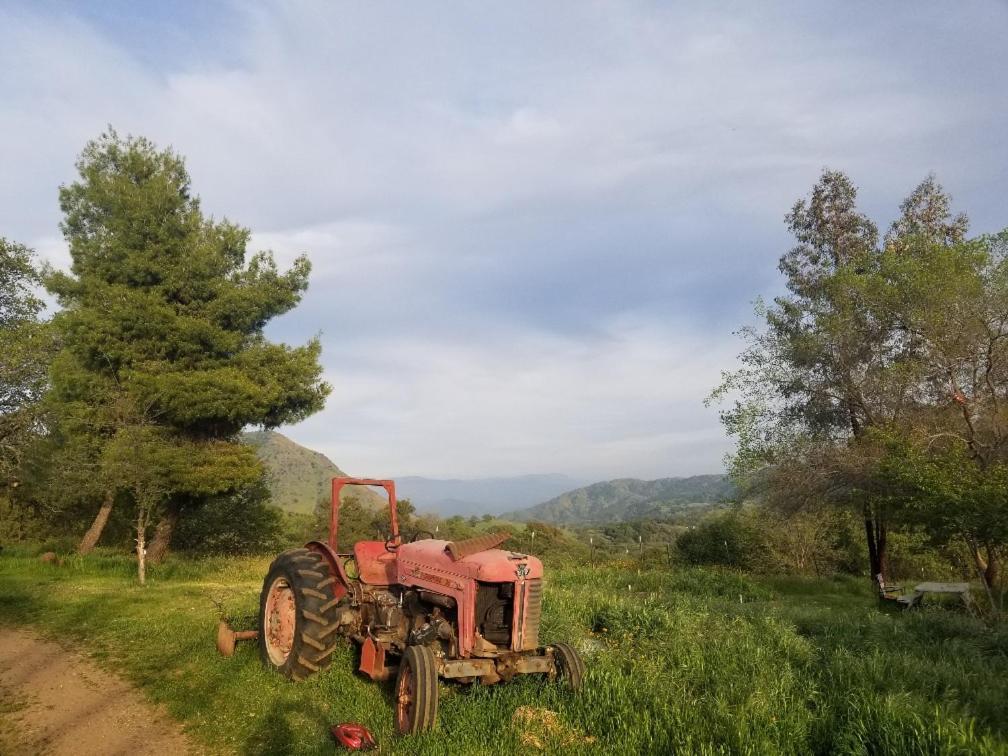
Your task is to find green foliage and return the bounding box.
[1,552,1005,754]
[507,522,590,562]
[173,479,284,555]
[0,239,52,484]
[0,496,45,543]
[711,170,1008,588]
[33,130,330,549]
[0,238,44,330]
[307,494,391,549]
[676,511,765,569]
[877,437,1008,612]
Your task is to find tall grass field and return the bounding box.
[1,547,1006,754]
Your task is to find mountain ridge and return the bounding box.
[244,431,732,526]
[243,431,383,513]
[394,474,583,517]
[503,474,734,524]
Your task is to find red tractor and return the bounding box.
[257,477,585,734]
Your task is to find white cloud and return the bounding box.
[285,319,736,479]
[1,1,1006,479]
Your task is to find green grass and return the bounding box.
[0,547,1005,754]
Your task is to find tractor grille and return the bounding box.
[522,579,542,650]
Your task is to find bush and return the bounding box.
[173,481,284,555]
[0,496,46,543]
[676,512,764,569]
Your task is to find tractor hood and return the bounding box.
[397,539,543,583]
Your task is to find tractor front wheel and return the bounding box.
[395,645,439,734]
[552,642,585,690]
[258,548,340,681]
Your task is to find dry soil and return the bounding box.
[0,625,200,755]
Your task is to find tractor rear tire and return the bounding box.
[395,645,439,734]
[552,642,585,691]
[259,548,340,681]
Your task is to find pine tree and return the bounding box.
[45,130,330,559]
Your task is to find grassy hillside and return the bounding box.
[243,431,381,514]
[505,474,735,524]
[0,548,1004,754]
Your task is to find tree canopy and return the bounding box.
[40,130,330,561]
[0,239,51,485]
[712,170,1008,612]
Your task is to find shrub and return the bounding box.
[173,481,284,555]
[677,512,764,569]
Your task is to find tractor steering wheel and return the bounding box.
[410,530,436,543]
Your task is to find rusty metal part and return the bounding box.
[512,653,553,675]
[417,589,455,609]
[395,655,414,732]
[330,478,400,553]
[444,532,510,561]
[264,576,296,665]
[471,633,499,657]
[216,619,259,657]
[359,636,391,681]
[305,540,355,603]
[440,658,495,678]
[521,578,543,650]
[438,650,554,682]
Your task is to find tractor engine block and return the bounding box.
[475,582,514,647]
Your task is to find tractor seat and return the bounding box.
[353,541,397,585]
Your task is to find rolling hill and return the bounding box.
[243,431,381,514]
[394,474,583,517]
[503,474,735,525]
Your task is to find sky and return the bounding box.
[2,2,1007,481]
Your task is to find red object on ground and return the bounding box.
[330,723,376,751]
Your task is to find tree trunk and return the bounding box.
[78,490,114,555]
[864,510,880,578]
[862,498,889,581]
[136,511,146,585]
[145,504,179,564]
[984,544,1000,615]
[968,538,997,615]
[875,518,888,581]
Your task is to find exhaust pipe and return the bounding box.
[216,619,259,657]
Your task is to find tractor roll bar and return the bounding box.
[330,477,400,552]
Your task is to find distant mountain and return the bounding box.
[395,474,584,517]
[504,474,735,525]
[243,431,381,514]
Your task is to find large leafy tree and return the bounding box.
[870,227,1008,611]
[711,171,970,579]
[46,130,330,558]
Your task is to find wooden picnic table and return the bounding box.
[912,581,970,596]
[909,581,974,614]
[878,576,974,611]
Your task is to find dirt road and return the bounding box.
[0,626,200,755]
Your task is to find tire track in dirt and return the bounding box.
[0,625,202,755]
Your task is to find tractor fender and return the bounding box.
[305,541,359,604]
